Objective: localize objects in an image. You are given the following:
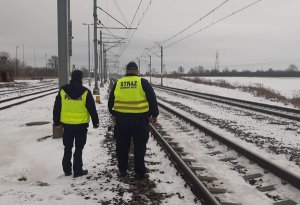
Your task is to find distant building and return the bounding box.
[0,56,14,82]
[0,70,14,82]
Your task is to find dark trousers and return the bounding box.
[62,126,87,174]
[114,115,149,174]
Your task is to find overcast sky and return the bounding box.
[0,0,300,73]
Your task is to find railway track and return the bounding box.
[108,78,299,204]
[0,80,93,110]
[153,85,300,122]
[0,88,58,110]
[150,101,299,205]
[0,83,57,95]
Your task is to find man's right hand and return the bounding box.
[93,123,99,129]
[149,117,158,124]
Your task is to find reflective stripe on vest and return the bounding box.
[112,76,149,113]
[60,89,90,124]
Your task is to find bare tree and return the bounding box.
[0,51,10,69]
[48,56,58,70]
[287,64,298,72]
[177,66,185,74]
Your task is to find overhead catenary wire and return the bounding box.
[148,0,262,55]
[159,0,230,46]
[121,0,144,48]
[119,0,154,57]
[144,0,231,53]
[98,7,127,28]
[122,0,153,53]
[113,0,129,26]
[99,0,154,64]
[120,0,145,55]
[128,0,144,29]
[99,22,117,38]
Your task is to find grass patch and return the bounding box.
[291,97,300,108]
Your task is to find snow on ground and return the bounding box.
[0,79,56,92]
[196,77,300,99]
[155,90,300,176]
[146,77,298,108]
[0,79,57,100]
[0,90,58,109]
[0,83,198,205]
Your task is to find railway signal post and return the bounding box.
[161,46,163,86]
[93,0,99,95]
[57,0,70,87]
[149,55,152,83]
[99,30,104,87]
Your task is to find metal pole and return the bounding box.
[22,44,24,68]
[100,30,103,87]
[57,0,69,87]
[45,53,47,68]
[34,48,36,68]
[138,59,140,73]
[88,24,91,86]
[98,40,101,85]
[105,52,107,83]
[150,55,152,84]
[161,46,163,86]
[15,46,18,78]
[68,0,71,74]
[103,45,107,83]
[93,0,99,94]
[68,0,70,23]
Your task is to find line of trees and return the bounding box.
[167,64,300,77]
[0,51,89,79]
[0,51,59,78]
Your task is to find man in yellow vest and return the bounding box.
[108,62,159,180]
[53,70,99,178]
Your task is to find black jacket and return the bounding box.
[53,81,99,128]
[108,75,159,118]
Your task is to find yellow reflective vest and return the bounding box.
[113,76,149,113]
[60,89,90,124]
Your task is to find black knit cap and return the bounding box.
[126,61,138,70]
[71,70,83,83]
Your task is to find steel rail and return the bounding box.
[0,79,91,110]
[153,85,300,121]
[149,123,221,205]
[158,101,300,190]
[0,90,58,111]
[0,83,57,95]
[0,88,58,104]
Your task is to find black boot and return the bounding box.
[134,173,149,180]
[73,169,88,178]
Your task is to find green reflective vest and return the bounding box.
[60,89,90,124]
[113,76,149,113]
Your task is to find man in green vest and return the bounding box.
[108,62,159,180]
[53,70,99,178]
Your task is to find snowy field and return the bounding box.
[187,76,300,99]
[146,77,299,108]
